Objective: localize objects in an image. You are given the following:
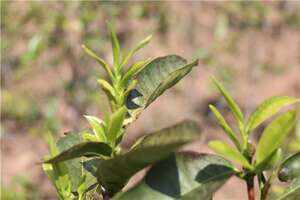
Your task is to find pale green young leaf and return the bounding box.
[256,111,296,164]
[107,21,121,69]
[208,140,252,169]
[246,96,298,133]
[43,132,83,193]
[122,35,152,66]
[97,79,116,100]
[107,106,127,143]
[121,58,152,87]
[209,105,241,150]
[211,77,244,124]
[81,44,114,79]
[44,131,59,156]
[254,148,282,173]
[84,115,107,142]
[82,132,98,142]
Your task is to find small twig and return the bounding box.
[103,193,110,200]
[101,186,110,200]
[246,174,255,200]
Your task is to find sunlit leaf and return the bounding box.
[121,58,152,87]
[278,152,300,182]
[114,152,234,200]
[81,44,113,79]
[92,120,200,196]
[246,96,298,133]
[84,115,107,142]
[211,77,244,124]
[107,106,127,143]
[208,140,252,169]
[254,148,282,173]
[107,21,121,69]
[122,35,152,66]
[82,132,98,142]
[209,105,240,150]
[256,111,296,164]
[52,132,85,192]
[98,79,116,98]
[126,55,198,120]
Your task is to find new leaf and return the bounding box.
[256,111,296,165]
[246,96,298,133]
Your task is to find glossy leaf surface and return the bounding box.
[126,55,198,118]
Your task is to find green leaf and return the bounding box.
[246,96,298,133]
[256,111,296,165]
[211,77,244,124]
[277,178,300,200]
[84,115,107,142]
[98,78,116,99]
[94,120,200,196]
[122,35,152,66]
[82,132,98,142]
[208,140,252,169]
[107,106,127,143]
[126,55,198,119]
[121,58,152,87]
[254,148,282,173]
[52,132,84,192]
[209,104,241,150]
[107,21,121,69]
[278,152,300,182]
[44,131,59,156]
[44,142,112,163]
[81,44,114,79]
[114,152,235,200]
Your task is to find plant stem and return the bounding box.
[246,175,255,200]
[102,190,110,200]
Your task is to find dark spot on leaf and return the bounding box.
[125,89,143,110]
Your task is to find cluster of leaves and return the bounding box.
[43,21,299,200]
[43,22,237,200]
[208,78,299,199]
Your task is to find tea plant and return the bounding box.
[115,79,299,200]
[43,22,300,200]
[207,78,299,200]
[43,22,230,200]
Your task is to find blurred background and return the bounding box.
[1,1,300,199]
